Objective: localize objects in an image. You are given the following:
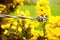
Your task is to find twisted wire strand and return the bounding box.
[0,14,48,20]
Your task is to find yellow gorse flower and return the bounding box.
[3,30,8,35]
[12,20,18,26]
[18,27,22,32]
[24,10,30,17]
[15,0,24,5]
[45,24,60,40]
[11,26,17,30]
[5,23,10,28]
[48,16,60,27]
[36,0,51,18]
[45,16,60,40]
[55,16,60,26]
[1,24,6,29]
[0,4,6,14]
[1,23,10,29]
[48,16,56,24]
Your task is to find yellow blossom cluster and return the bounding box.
[15,0,24,5]
[48,16,60,27]
[45,16,60,40]
[0,4,6,14]
[36,0,51,18]
[36,0,60,40]
[1,19,22,34]
[0,0,24,14]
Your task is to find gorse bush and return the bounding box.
[0,0,60,40]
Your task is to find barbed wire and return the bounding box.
[0,14,48,21]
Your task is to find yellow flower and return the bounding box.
[18,19,22,24]
[25,19,31,28]
[47,33,58,40]
[0,4,6,14]
[30,21,39,28]
[15,7,23,16]
[31,28,36,35]
[15,0,24,4]
[11,26,17,30]
[39,31,44,36]
[3,30,8,35]
[55,16,60,26]
[1,24,6,29]
[20,2,24,5]
[23,37,26,40]
[17,11,24,16]
[13,21,18,26]
[24,10,30,17]
[5,23,10,28]
[18,27,22,32]
[45,23,60,39]
[1,23,10,29]
[48,16,56,24]
[34,21,39,28]
[53,27,60,37]
[36,0,51,18]
[26,19,31,24]
[35,30,40,37]
[0,11,2,13]
[25,23,29,29]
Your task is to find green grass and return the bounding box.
[20,5,36,17]
[50,2,60,16]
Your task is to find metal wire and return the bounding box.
[0,14,48,21]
